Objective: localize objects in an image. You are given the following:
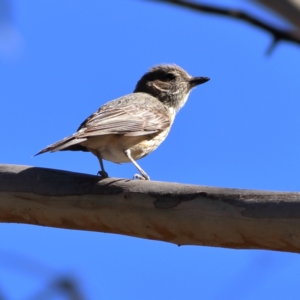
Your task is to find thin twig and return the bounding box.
[149,0,300,51]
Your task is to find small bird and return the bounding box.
[36,64,209,180]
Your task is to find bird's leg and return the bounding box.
[124,149,150,180]
[96,152,108,178]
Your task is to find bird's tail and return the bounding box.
[34,134,88,156]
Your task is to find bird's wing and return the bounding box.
[75,94,171,138]
[35,94,171,155]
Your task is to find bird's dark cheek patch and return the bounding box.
[153,81,170,92]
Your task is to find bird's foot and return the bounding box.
[97,170,109,179]
[133,174,150,180]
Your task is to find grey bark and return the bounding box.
[1,164,300,253]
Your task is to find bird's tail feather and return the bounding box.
[34,135,87,156]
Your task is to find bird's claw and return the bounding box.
[97,170,109,179]
[133,174,150,180]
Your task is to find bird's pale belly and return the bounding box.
[81,129,170,163]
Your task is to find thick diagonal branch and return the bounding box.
[1,164,300,253]
[150,0,300,48]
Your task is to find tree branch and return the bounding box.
[150,0,300,50]
[1,164,300,253]
[257,0,300,30]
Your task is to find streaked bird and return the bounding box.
[36,64,210,179]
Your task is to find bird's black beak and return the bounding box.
[189,76,210,87]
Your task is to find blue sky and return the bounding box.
[1,0,300,299]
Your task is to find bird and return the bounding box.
[35,64,210,180]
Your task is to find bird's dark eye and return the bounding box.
[165,73,175,80]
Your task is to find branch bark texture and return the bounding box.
[1,164,300,253]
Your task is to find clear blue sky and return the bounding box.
[1,0,300,299]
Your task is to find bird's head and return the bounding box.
[134,64,209,112]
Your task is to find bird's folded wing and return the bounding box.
[75,104,171,138]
